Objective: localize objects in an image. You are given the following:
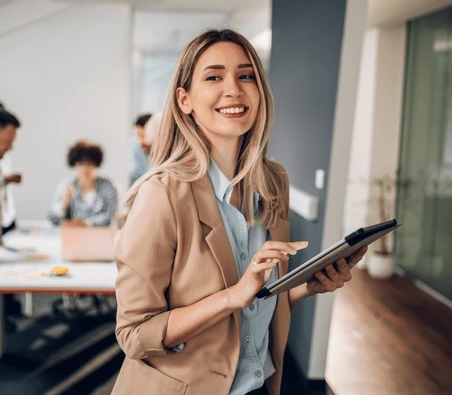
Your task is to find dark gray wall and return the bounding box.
[269,0,347,375]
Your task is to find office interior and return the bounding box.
[0,0,451,394]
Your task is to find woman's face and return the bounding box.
[75,159,97,179]
[177,42,260,144]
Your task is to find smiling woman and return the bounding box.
[113,29,367,395]
[176,42,260,179]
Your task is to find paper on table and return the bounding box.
[0,246,24,262]
[0,246,50,262]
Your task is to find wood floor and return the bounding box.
[326,268,452,395]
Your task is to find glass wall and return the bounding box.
[396,6,452,299]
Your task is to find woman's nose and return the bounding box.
[224,77,243,98]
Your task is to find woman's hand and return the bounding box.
[228,240,308,309]
[306,246,368,296]
[61,186,73,211]
[4,173,22,184]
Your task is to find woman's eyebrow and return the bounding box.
[203,64,225,71]
[202,63,254,72]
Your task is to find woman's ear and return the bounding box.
[176,87,192,115]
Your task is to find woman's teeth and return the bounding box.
[218,107,246,114]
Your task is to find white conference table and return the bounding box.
[0,221,117,358]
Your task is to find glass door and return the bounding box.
[396,6,452,300]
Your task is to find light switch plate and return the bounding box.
[289,184,319,222]
[315,169,325,190]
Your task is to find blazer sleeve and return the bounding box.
[114,178,177,359]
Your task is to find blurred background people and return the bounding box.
[0,152,21,234]
[0,110,21,235]
[143,111,162,155]
[0,108,22,332]
[48,140,118,227]
[128,113,152,185]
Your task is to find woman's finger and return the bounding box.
[336,258,350,275]
[314,271,335,291]
[288,241,309,251]
[261,241,308,255]
[349,246,368,266]
[250,260,278,273]
[253,250,289,264]
[325,264,339,280]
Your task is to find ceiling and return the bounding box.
[2,0,452,31]
[367,0,452,27]
[134,9,230,53]
[50,0,452,26]
[52,0,269,13]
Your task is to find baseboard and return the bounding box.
[394,266,452,309]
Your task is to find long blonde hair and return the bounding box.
[125,29,286,228]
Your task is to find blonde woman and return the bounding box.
[113,29,367,395]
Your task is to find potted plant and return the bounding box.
[366,174,397,279]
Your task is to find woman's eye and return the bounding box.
[239,74,256,80]
[206,76,220,81]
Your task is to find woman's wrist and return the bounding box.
[289,283,317,310]
[224,284,247,310]
[304,283,318,298]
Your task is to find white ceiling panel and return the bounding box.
[134,9,230,53]
[52,0,268,13]
[367,0,452,27]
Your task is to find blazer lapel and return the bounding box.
[269,217,291,278]
[191,174,291,283]
[191,175,239,289]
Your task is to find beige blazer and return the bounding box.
[113,162,291,395]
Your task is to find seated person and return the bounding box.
[0,108,23,331]
[129,113,152,185]
[48,140,118,227]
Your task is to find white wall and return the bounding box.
[0,1,131,220]
[343,25,406,252]
[368,26,406,231]
[343,29,379,234]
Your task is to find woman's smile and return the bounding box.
[215,104,249,117]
